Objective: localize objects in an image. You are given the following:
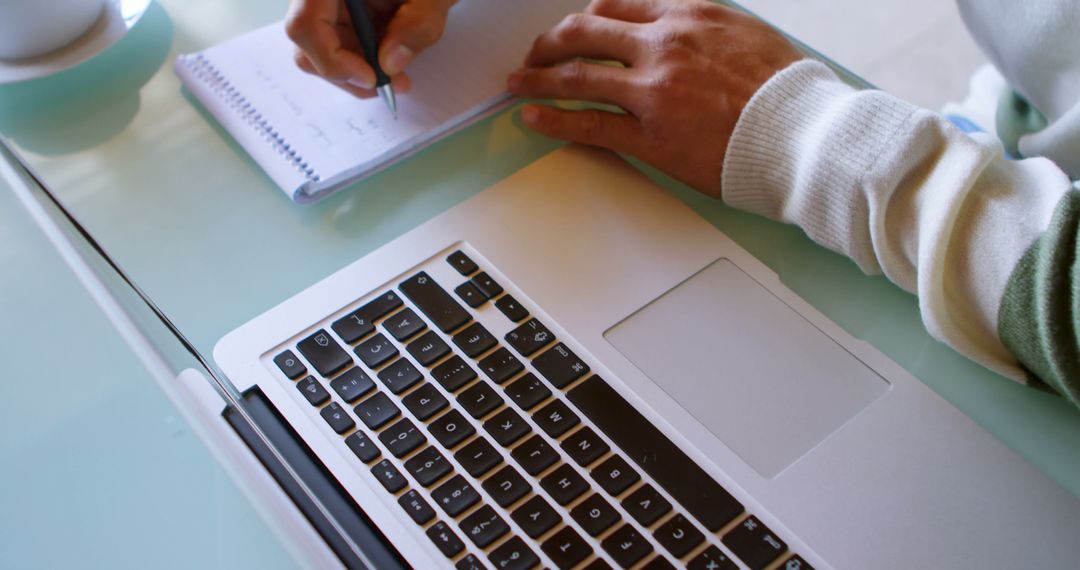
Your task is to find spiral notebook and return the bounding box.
[175,0,586,204]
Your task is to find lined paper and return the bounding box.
[176,0,587,203]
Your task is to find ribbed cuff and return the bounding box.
[721,59,917,271]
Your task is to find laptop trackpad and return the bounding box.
[604,259,888,478]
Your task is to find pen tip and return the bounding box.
[378,85,398,120]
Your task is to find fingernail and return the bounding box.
[507,71,523,91]
[522,105,540,125]
[348,77,372,89]
[383,44,413,75]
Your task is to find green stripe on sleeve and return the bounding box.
[998,190,1080,406]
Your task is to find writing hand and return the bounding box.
[508,0,802,197]
[286,0,456,98]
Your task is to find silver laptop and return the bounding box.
[211,145,1080,569]
[10,137,1078,569]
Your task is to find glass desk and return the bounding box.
[2,1,1078,568]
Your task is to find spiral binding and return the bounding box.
[185,54,320,183]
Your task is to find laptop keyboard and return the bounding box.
[271,248,812,570]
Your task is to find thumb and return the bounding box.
[379,1,452,75]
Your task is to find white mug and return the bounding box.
[0,0,107,60]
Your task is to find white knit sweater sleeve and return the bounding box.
[720,59,1073,380]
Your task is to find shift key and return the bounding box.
[297,329,352,377]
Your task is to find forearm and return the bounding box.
[722,60,1078,400]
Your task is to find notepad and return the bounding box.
[175,0,586,203]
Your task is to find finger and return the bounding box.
[330,73,413,99]
[520,104,646,156]
[286,0,375,87]
[508,62,637,112]
[525,13,642,68]
[585,0,669,23]
[379,0,455,75]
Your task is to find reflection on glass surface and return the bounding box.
[2,0,1079,568]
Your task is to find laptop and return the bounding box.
[9,139,1079,569]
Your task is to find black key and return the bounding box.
[484,407,532,447]
[655,514,704,558]
[540,464,589,506]
[495,294,528,323]
[332,310,375,344]
[601,524,653,569]
[622,484,671,527]
[505,373,551,411]
[511,435,560,476]
[297,329,352,377]
[403,446,453,487]
[344,431,380,462]
[591,455,640,496]
[329,367,375,403]
[482,465,530,507]
[641,556,676,570]
[533,399,580,438]
[542,526,593,570]
[371,459,406,493]
[722,516,787,570]
[357,291,405,323]
[456,553,487,570]
[687,546,738,570]
[432,474,480,517]
[453,322,498,358]
[583,559,615,570]
[455,437,503,477]
[296,376,331,406]
[320,402,356,434]
[401,383,448,421]
[432,355,477,392]
[353,392,400,429]
[426,520,465,558]
[505,318,555,357]
[571,493,621,537]
[471,271,503,298]
[533,343,589,389]
[377,358,423,394]
[511,496,561,538]
[398,489,436,524]
[780,555,814,570]
[355,333,398,368]
[379,418,426,458]
[384,307,426,341]
[400,272,471,333]
[406,330,451,366]
[488,536,539,570]
[562,427,610,467]
[455,281,487,308]
[428,409,475,448]
[479,347,524,384]
[460,505,510,548]
[569,376,744,531]
[447,250,478,276]
[458,381,503,419]
[274,350,306,379]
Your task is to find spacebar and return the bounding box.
[567,375,744,532]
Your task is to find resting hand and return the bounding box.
[509,0,803,197]
[286,0,456,98]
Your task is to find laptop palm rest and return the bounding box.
[605,258,889,478]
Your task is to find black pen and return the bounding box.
[343,0,397,118]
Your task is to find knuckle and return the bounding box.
[283,13,311,42]
[557,60,589,88]
[647,28,688,55]
[578,111,606,142]
[413,16,446,46]
[672,1,716,20]
[554,13,590,42]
